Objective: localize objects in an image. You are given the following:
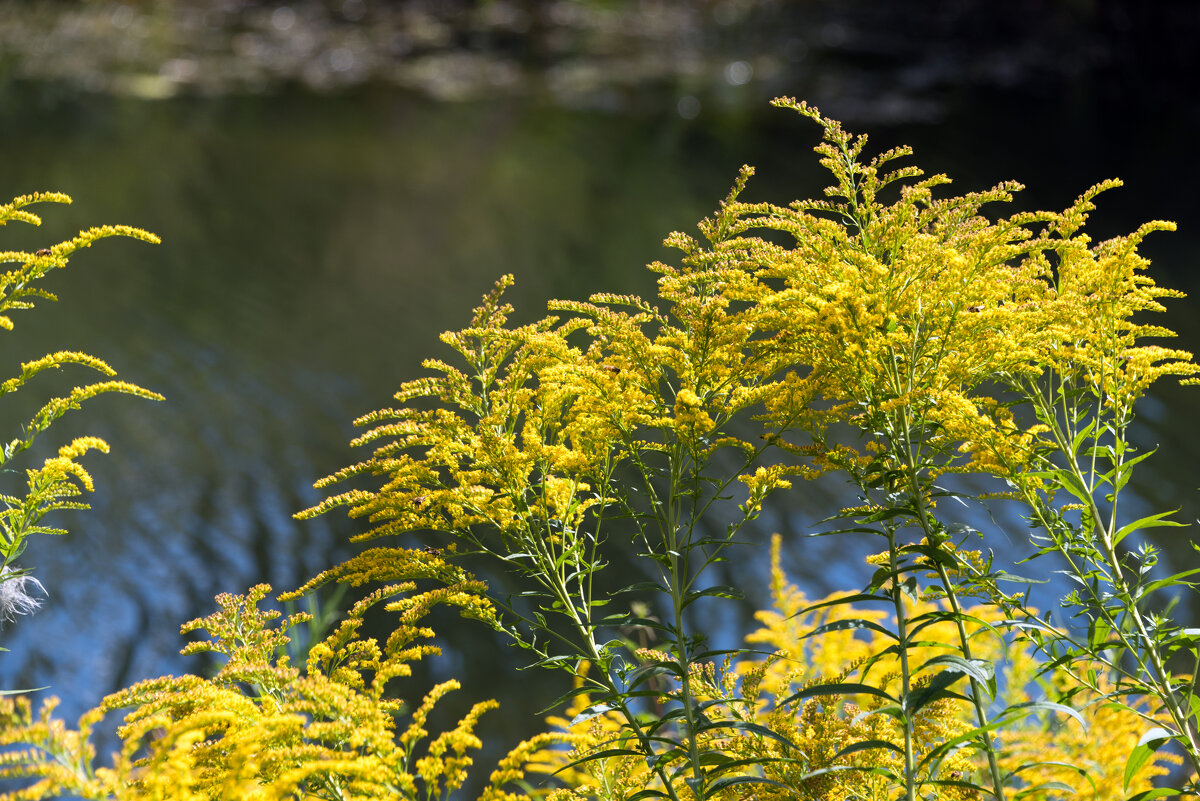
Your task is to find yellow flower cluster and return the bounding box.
[0,551,569,800]
[305,99,1196,584]
[730,99,1193,481]
[287,99,1197,799]
[299,276,627,549]
[0,191,159,332]
[0,194,163,567]
[0,367,163,558]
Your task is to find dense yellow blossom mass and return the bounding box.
[2,101,1197,799]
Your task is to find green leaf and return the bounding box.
[1141,568,1200,596]
[694,750,735,768]
[693,718,801,753]
[626,663,681,690]
[927,776,991,795]
[626,789,670,801]
[530,651,569,668]
[643,708,689,737]
[794,592,891,616]
[1114,511,1184,547]
[705,774,794,794]
[1069,418,1098,457]
[1187,692,1200,728]
[1112,447,1158,493]
[693,647,768,663]
[1004,699,1088,730]
[903,669,968,715]
[543,682,606,713]
[1020,781,1087,795]
[782,681,898,707]
[616,581,667,595]
[1087,615,1113,651]
[914,654,994,687]
[798,764,898,784]
[681,584,744,610]
[830,739,904,760]
[809,524,888,538]
[645,742,688,771]
[1125,789,1182,801]
[990,569,1049,584]
[803,617,898,642]
[701,754,801,778]
[605,614,672,637]
[569,703,616,727]
[861,504,916,523]
[904,542,959,568]
[1053,469,1093,505]
[1124,727,1174,792]
[920,701,1087,770]
[1009,759,1091,781]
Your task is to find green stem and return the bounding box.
[1027,376,1200,778]
[470,476,685,801]
[665,444,707,800]
[1077,468,1200,764]
[886,525,919,801]
[931,557,1006,798]
[882,308,1007,799]
[896,436,1007,800]
[540,537,686,801]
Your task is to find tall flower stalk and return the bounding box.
[301,98,1198,799]
[300,266,808,799]
[0,192,161,676]
[1002,313,1200,792]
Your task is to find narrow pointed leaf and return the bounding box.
[904,669,968,715]
[706,775,794,794]
[803,618,898,641]
[1124,727,1174,792]
[569,703,616,727]
[681,585,744,610]
[831,739,905,760]
[915,654,994,686]
[626,790,670,801]
[1114,512,1185,547]
[1126,790,1181,801]
[782,682,898,707]
[694,719,801,753]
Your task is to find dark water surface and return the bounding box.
[2,77,1199,777]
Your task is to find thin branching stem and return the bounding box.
[1021,371,1200,780]
[884,524,919,801]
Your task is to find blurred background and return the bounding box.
[1,0,1200,788]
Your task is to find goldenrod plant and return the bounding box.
[0,546,1177,800]
[0,192,161,647]
[302,98,1200,799]
[0,555,578,800]
[530,536,1179,800]
[299,258,810,797]
[1,99,1198,799]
